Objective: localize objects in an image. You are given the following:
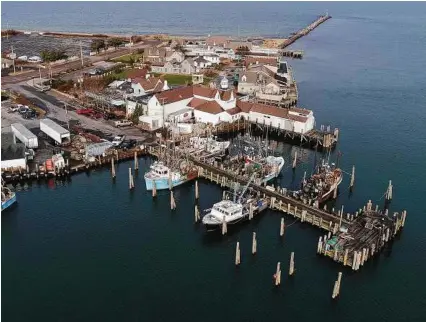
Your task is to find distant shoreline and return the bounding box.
[1,28,285,41]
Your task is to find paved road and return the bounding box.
[1,40,162,84]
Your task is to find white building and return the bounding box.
[141,81,314,133]
[237,101,315,134]
[203,54,220,65]
[165,51,185,63]
[131,76,169,96]
[1,133,27,170]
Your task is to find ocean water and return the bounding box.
[2,2,426,322]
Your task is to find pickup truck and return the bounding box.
[114,120,133,128]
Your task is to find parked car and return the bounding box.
[18,105,30,114]
[120,139,137,150]
[112,135,126,146]
[76,108,94,115]
[114,120,133,128]
[23,109,37,119]
[9,104,22,113]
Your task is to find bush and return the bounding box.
[40,49,68,62]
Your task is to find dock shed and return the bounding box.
[10,123,39,148]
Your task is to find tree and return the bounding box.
[235,46,250,56]
[91,39,106,53]
[40,50,68,62]
[130,105,143,124]
[108,38,124,49]
[173,44,187,54]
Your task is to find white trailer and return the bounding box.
[10,123,39,148]
[40,119,71,145]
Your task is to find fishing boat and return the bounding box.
[144,161,198,191]
[293,160,343,205]
[189,136,230,154]
[1,183,17,211]
[244,155,285,183]
[202,174,268,230]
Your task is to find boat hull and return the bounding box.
[145,176,189,191]
[1,193,17,211]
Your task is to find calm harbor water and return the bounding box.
[2,2,426,322]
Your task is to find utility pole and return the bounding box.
[10,45,16,74]
[38,67,42,85]
[80,41,84,68]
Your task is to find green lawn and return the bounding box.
[112,53,143,64]
[152,73,213,86]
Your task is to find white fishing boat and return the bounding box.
[189,136,230,154]
[202,174,268,230]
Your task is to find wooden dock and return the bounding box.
[149,145,407,271]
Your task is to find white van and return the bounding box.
[114,120,133,128]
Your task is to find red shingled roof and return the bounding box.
[249,103,308,123]
[193,86,218,99]
[225,106,242,115]
[187,97,209,108]
[194,101,224,114]
[155,86,194,104]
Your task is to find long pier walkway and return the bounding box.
[281,14,331,49]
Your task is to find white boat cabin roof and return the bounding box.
[213,200,242,214]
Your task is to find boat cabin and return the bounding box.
[211,200,242,217]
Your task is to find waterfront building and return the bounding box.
[1,133,27,171]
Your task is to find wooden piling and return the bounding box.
[221,215,227,235]
[128,168,134,190]
[134,151,139,171]
[170,190,176,210]
[292,151,297,169]
[194,205,200,223]
[195,180,199,200]
[252,232,257,255]
[317,236,323,254]
[249,203,254,220]
[386,180,393,200]
[350,165,355,188]
[274,262,281,286]
[111,158,116,178]
[280,218,285,237]
[235,242,241,266]
[332,272,342,299]
[289,252,295,276]
[152,180,157,197]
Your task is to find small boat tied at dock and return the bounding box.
[144,160,198,191]
[202,174,268,230]
[292,160,342,206]
[2,179,17,211]
[188,136,230,154]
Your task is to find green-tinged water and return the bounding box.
[2,2,426,322]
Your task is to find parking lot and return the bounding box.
[2,83,152,141]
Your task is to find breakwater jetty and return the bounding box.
[281,14,331,49]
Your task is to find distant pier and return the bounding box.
[281,14,331,49]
